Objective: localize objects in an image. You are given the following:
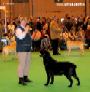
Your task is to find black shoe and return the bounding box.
[57,53,61,55]
[53,53,61,55]
[24,76,32,82]
[53,53,57,55]
[19,77,27,85]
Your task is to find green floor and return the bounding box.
[0,50,90,92]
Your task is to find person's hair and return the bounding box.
[25,23,29,26]
[20,18,27,23]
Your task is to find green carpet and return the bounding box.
[0,50,90,92]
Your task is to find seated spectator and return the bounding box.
[76,27,85,41]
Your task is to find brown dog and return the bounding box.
[2,41,16,55]
[62,32,84,56]
[66,40,84,56]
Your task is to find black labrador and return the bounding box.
[40,49,80,87]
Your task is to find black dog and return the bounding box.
[40,49,80,87]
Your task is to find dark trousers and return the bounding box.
[32,39,41,51]
[51,39,59,55]
[85,39,90,49]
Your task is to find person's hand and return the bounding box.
[25,26,29,33]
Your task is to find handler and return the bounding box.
[15,18,32,85]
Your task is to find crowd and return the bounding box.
[0,14,90,53]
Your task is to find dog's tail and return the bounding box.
[74,64,77,68]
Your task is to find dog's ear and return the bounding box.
[40,49,45,57]
[44,50,50,56]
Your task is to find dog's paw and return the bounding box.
[68,85,72,87]
[77,83,80,86]
[44,84,48,86]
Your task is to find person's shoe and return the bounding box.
[57,53,61,55]
[53,53,61,55]
[19,77,27,85]
[24,76,32,82]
